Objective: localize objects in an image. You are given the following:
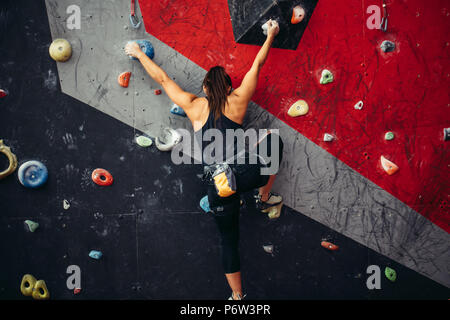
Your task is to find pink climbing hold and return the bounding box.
[291,5,306,24]
[380,156,399,175]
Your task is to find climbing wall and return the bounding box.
[139,0,450,233]
[1,0,449,300]
[39,0,449,287]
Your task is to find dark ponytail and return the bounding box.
[202,66,232,125]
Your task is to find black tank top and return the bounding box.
[194,110,243,164]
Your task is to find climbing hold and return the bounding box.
[354,101,364,110]
[444,128,450,141]
[321,241,339,251]
[261,22,269,36]
[24,220,39,232]
[323,133,334,142]
[49,38,72,62]
[380,40,396,53]
[287,100,309,117]
[128,40,154,60]
[170,104,187,117]
[74,288,81,295]
[155,128,183,152]
[200,195,212,213]
[32,280,50,300]
[320,69,334,84]
[291,5,306,24]
[135,135,153,147]
[385,131,395,141]
[118,71,132,88]
[0,89,8,98]
[18,160,48,188]
[154,89,162,95]
[20,274,37,296]
[263,245,274,254]
[0,140,18,180]
[91,168,113,186]
[380,156,399,175]
[261,202,283,219]
[63,199,70,210]
[89,250,103,260]
[385,267,397,282]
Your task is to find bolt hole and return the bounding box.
[100,175,106,181]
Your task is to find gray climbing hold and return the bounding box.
[24,220,39,232]
[320,69,334,84]
[444,128,450,141]
[323,133,334,142]
[89,250,102,260]
[381,40,396,53]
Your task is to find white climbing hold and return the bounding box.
[63,199,70,210]
[354,101,364,110]
[155,128,183,152]
[323,133,334,142]
[261,22,269,36]
[263,245,274,254]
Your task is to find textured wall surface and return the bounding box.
[42,0,449,289]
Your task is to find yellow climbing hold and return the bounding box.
[0,139,18,180]
[49,38,72,62]
[32,280,50,300]
[287,100,309,117]
[20,274,37,296]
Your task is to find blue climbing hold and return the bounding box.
[18,160,48,188]
[170,104,187,117]
[89,250,103,260]
[200,195,211,213]
[128,40,154,60]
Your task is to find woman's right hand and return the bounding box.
[266,19,279,38]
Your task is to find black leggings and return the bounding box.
[207,133,284,273]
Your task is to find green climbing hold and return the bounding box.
[385,267,397,282]
[385,132,395,140]
[24,220,39,232]
[135,135,153,147]
[320,69,334,84]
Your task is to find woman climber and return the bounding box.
[125,19,284,300]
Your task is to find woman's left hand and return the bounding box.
[125,42,143,59]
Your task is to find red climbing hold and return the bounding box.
[321,241,339,251]
[74,288,81,295]
[91,168,114,186]
[380,156,399,175]
[154,89,162,95]
[291,5,306,24]
[118,72,131,88]
[0,89,7,98]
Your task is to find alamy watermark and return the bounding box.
[169,127,281,176]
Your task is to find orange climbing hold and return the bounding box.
[291,5,306,24]
[380,156,399,175]
[118,72,131,88]
[321,241,339,251]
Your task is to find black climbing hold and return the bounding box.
[227,0,319,50]
[380,40,395,53]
